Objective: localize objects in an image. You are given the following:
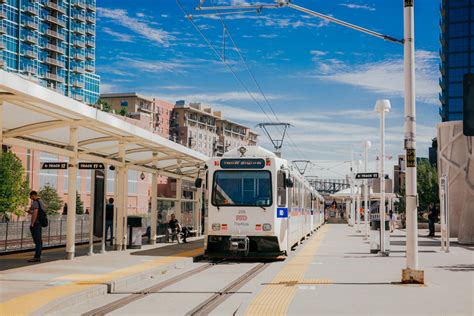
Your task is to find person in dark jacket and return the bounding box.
[427,203,438,237]
[105,198,114,245]
[28,191,45,262]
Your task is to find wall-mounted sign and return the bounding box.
[277,207,288,218]
[355,172,379,179]
[220,159,265,169]
[78,162,105,170]
[42,162,68,169]
[406,149,416,168]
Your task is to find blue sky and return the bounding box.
[96,0,441,177]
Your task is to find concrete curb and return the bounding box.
[32,255,199,315]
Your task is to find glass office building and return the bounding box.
[439,0,473,121]
[0,0,100,105]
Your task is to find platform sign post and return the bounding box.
[439,175,450,253]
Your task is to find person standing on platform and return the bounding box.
[427,202,438,237]
[389,210,397,233]
[28,191,45,262]
[105,198,114,246]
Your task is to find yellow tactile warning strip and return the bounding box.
[245,225,330,316]
[0,247,203,316]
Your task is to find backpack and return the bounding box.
[37,200,48,227]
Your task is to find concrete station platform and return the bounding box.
[1,225,473,316]
[0,238,204,315]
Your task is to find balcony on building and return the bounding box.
[0,25,5,34]
[45,1,66,15]
[72,0,86,10]
[439,48,446,62]
[24,65,37,75]
[85,64,94,72]
[45,29,65,41]
[72,80,84,88]
[439,77,446,90]
[46,15,66,28]
[72,93,84,101]
[85,51,94,60]
[0,41,5,50]
[439,33,446,47]
[73,40,86,48]
[85,40,95,48]
[72,66,85,74]
[72,13,86,22]
[73,26,86,35]
[45,43,65,55]
[439,92,446,105]
[73,53,85,61]
[24,50,38,59]
[23,35,38,45]
[24,20,38,30]
[85,26,95,35]
[86,1,96,12]
[44,72,65,83]
[439,63,446,76]
[85,14,95,23]
[45,57,65,68]
[0,10,6,19]
[23,5,39,16]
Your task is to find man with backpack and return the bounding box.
[28,191,47,262]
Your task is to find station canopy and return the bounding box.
[0,70,208,180]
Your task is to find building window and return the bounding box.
[39,152,58,189]
[449,83,463,97]
[128,169,138,194]
[450,22,469,36]
[449,8,469,22]
[449,53,468,67]
[449,38,469,52]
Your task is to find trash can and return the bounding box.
[127,216,143,249]
[370,219,390,254]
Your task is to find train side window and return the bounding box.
[277,171,287,207]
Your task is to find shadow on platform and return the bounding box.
[435,264,474,272]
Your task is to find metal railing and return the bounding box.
[0,215,91,253]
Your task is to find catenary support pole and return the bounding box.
[115,143,126,250]
[88,170,95,256]
[0,101,3,153]
[402,0,423,283]
[150,153,158,245]
[101,168,107,253]
[66,127,78,260]
[349,152,355,227]
[364,141,371,240]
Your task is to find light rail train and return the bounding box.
[202,146,324,258]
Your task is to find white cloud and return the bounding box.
[340,3,376,11]
[118,57,188,73]
[100,83,117,93]
[97,7,174,46]
[310,50,327,57]
[102,27,133,42]
[158,91,282,104]
[161,85,195,90]
[259,34,278,39]
[312,50,439,104]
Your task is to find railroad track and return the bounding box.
[82,260,269,316]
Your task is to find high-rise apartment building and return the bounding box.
[439,0,473,121]
[0,0,100,104]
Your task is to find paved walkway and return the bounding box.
[243,224,474,316]
[0,239,204,315]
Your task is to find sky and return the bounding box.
[95,0,441,178]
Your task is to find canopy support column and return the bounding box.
[0,101,3,152]
[150,153,158,244]
[195,186,202,236]
[115,142,127,251]
[176,177,182,223]
[66,127,78,260]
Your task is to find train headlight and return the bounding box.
[263,223,272,231]
[212,223,221,231]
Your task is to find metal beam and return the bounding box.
[4,120,72,138]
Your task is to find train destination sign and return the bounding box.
[78,162,105,170]
[220,159,266,169]
[41,162,68,170]
[355,172,379,179]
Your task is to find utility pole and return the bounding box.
[402,0,423,283]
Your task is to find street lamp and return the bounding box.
[363,140,372,240]
[374,99,390,256]
[355,159,362,233]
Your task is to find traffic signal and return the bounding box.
[463,74,474,136]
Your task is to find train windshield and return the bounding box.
[212,171,272,207]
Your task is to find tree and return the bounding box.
[39,184,63,214]
[0,151,29,220]
[119,106,128,116]
[395,184,406,213]
[96,98,112,113]
[417,159,439,211]
[76,192,84,214]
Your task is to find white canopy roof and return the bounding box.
[330,187,396,200]
[0,70,208,180]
